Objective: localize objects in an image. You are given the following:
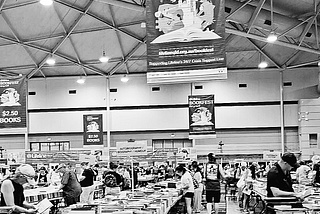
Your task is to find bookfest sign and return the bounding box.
[0,76,27,129]
[146,0,227,83]
[188,95,215,139]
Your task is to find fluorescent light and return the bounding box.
[46,56,55,65]
[77,77,86,84]
[99,51,109,63]
[121,75,129,83]
[40,0,53,6]
[258,61,268,68]
[267,33,277,43]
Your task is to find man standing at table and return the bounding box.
[56,163,82,206]
[267,152,301,197]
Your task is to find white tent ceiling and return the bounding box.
[0,0,320,79]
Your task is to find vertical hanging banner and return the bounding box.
[83,114,103,145]
[189,95,216,139]
[0,76,27,129]
[146,0,227,84]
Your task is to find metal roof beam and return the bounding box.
[246,38,281,69]
[0,0,7,12]
[1,12,46,77]
[109,5,129,74]
[247,0,266,33]
[226,28,320,55]
[298,4,320,46]
[52,3,87,76]
[109,39,146,75]
[55,0,144,44]
[28,0,94,78]
[95,0,144,12]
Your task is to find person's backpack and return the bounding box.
[104,173,118,187]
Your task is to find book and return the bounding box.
[35,198,53,214]
[151,27,221,43]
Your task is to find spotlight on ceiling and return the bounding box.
[76,76,86,84]
[40,0,53,6]
[258,61,268,69]
[46,56,56,65]
[99,51,109,63]
[267,32,278,43]
[121,75,129,83]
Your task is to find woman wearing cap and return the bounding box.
[0,164,38,213]
[175,164,194,214]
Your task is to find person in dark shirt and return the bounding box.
[103,163,122,195]
[79,162,95,203]
[56,163,82,206]
[0,164,37,213]
[267,152,301,198]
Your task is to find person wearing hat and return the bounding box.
[0,164,38,213]
[267,152,302,197]
[56,163,82,206]
[204,153,225,214]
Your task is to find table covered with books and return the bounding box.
[251,179,320,214]
[63,180,182,214]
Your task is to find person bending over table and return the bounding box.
[0,164,38,213]
[267,152,302,198]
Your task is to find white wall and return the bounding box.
[0,67,318,155]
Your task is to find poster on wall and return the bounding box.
[83,114,103,145]
[188,94,216,139]
[146,0,227,83]
[0,76,27,129]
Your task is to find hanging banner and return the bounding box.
[146,0,227,84]
[188,94,215,138]
[263,151,281,161]
[83,114,103,145]
[0,76,27,128]
[25,150,91,164]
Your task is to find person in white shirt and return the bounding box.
[176,165,194,214]
[191,162,203,213]
[296,161,311,185]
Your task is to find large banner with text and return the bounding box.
[188,94,215,138]
[0,76,27,129]
[146,0,227,83]
[83,114,103,145]
[25,150,91,164]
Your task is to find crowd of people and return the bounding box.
[2,152,320,214]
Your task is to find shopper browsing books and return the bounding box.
[56,163,82,206]
[267,152,302,198]
[0,164,38,213]
[176,165,194,214]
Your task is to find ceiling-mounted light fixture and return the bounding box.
[267,0,277,43]
[76,76,86,84]
[121,74,129,83]
[258,61,268,69]
[267,32,277,43]
[46,55,56,65]
[40,0,53,6]
[99,50,109,63]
